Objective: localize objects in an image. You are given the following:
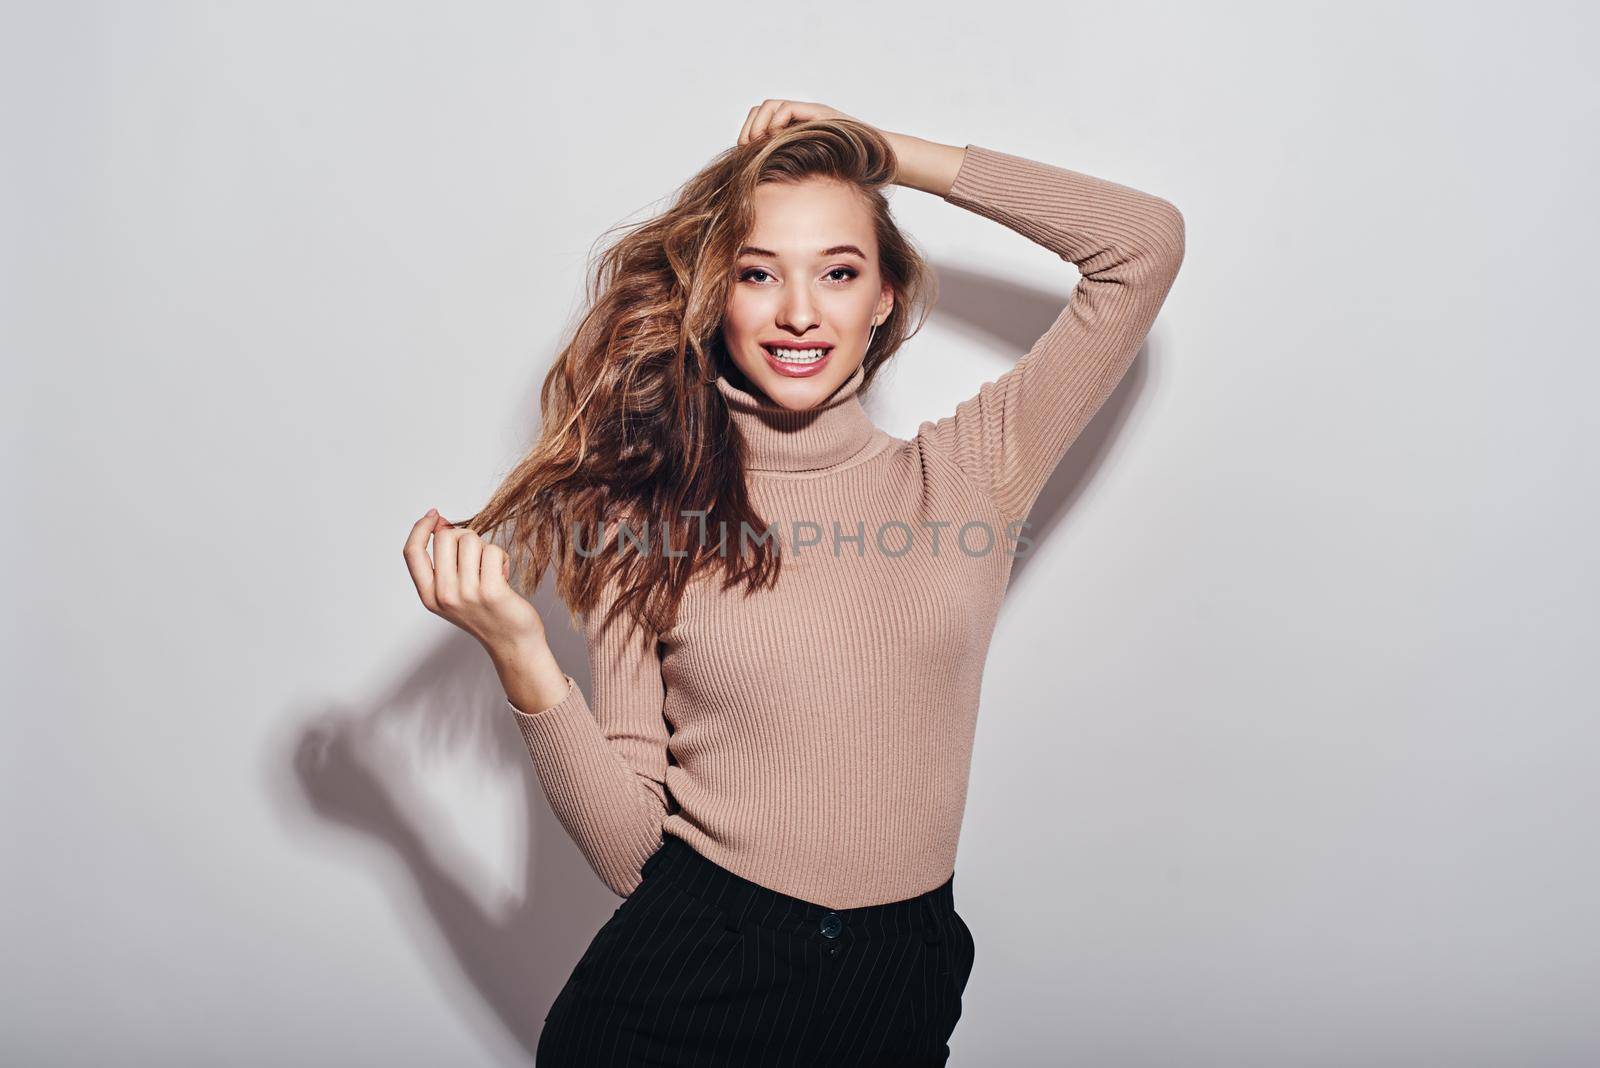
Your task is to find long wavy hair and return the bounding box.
[460,118,936,643]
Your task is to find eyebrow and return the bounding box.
[736,244,868,260]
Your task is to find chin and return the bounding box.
[759,374,835,410]
[740,352,860,410]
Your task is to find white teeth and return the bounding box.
[767,346,830,363]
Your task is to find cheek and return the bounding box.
[722,292,763,338]
[826,287,877,322]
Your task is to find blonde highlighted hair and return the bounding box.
[461,118,936,639]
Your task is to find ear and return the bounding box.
[875,284,895,324]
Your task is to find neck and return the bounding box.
[714,363,881,473]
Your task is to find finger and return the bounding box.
[402,509,442,611]
[433,524,461,608]
[738,104,760,145]
[767,101,797,134]
[748,100,774,143]
[457,529,483,603]
[481,543,510,596]
[752,98,783,140]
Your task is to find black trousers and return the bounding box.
[537,834,975,1066]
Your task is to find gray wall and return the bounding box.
[4,2,1595,1065]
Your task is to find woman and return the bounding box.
[403,100,1184,1066]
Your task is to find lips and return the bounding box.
[761,343,834,378]
[761,343,833,354]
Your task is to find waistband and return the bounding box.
[641,833,955,945]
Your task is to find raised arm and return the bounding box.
[505,574,669,898]
[916,144,1186,528]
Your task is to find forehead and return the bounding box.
[742,177,876,258]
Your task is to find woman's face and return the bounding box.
[722,177,893,410]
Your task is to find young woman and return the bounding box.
[403,100,1184,1066]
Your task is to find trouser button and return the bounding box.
[819,912,842,938]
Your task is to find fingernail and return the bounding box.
[426,507,437,517]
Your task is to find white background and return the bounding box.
[4,2,1596,1065]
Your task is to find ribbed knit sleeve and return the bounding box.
[505,576,669,899]
[918,144,1186,528]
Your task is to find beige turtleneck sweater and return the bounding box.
[509,144,1185,908]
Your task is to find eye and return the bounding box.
[737,265,858,285]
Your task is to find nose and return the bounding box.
[776,286,820,334]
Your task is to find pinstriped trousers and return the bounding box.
[537,833,975,1066]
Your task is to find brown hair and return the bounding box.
[460,118,936,641]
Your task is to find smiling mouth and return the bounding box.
[762,344,833,365]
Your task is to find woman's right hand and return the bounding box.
[402,508,546,661]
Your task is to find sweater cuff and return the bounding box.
[505,674,581,720]
[944,143,1009,207]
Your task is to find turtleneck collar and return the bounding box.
[714,362,882,474]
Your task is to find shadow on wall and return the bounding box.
[277,569,598,1060]
[270,256,1162,1061]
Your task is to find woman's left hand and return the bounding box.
[737,99,863,145]
[733,99,964,198]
